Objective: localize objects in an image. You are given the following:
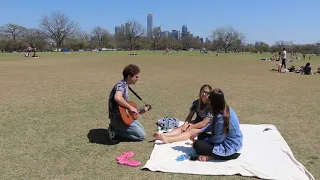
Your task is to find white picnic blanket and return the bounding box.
[142,123,315,180]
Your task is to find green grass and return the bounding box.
[0,51,319,179]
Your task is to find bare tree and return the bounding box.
[76,31,92,48]
[114,32,127,49]
[274,40,288,49]
[212,25,244,52]
[125,21,144,50]
[40,12,79,49]
[255,41,270,52]
[204,40,212,50]
[150,27,161,50]
[192,37,202,49]
[24,28,47,49]
[91,26,111,48]
[181,35,193,49]
[159,36,171,49]
[0,24,27,41]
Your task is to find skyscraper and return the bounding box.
[120,24,125,33]
[181,25,188,38]
[125,22,131,34]
[147,14,153,38]
[115,26,120,34]
[171,30,181,40]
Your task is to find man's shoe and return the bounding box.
[108,125,119,143]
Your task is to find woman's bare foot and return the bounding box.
[160,135,172,143]
[153,132,161,139]
[153,133,171,143]
[199,155,214,161]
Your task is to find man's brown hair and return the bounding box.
[122,64,140,79]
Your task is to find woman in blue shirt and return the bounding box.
[191,88,243,161]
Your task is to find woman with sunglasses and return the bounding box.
[191,88,243,161]
[153,84,213,143]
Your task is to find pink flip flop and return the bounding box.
[116,152,134,161]
[117,158,141,167]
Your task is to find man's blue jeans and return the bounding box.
[114,120,146,141]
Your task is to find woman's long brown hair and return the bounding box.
[197,84,212,112]
[209,88,230,135]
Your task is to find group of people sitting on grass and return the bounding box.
[108,64,243,162]
[270,62,320,75]
[153,84,243,161]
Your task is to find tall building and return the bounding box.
[200,38,204,43]
[125,22,132,34]
[120,24,125,33]
[161,31,171,38]
[115,26,120,34]
[153,26,161,37]
[181,25,188,38]
[147,14,153,38]
[171,30,180,40]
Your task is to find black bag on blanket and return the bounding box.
[156,116,179,131]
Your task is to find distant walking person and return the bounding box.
[281,48,287,69]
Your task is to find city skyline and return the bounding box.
[114,13,204,42]
[1,0,320,45]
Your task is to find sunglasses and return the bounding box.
[201,91,210,96]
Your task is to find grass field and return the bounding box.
[0,51,319,180]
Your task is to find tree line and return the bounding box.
[0,11,319,54]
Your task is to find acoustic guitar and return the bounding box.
[119,101,152,126]
[118,86,152,126]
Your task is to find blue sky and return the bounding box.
[1,0,319,45]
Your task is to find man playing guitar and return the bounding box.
[108,64,149,142]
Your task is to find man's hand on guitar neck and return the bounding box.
[139,105,149,114]
[114,91,138,114]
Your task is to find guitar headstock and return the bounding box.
[138,104,152,114]
[146,104,152,111]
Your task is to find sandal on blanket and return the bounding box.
[116,152,134,161]
[117,158,141,167]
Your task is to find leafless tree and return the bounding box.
[212,25,244,52]
[91,26,111,48]
[274,40,288,49]
[192,37,202,50]
[39,12,79,49]
[24,28,47,48]
[125,21,145,50]
[0,23,27,41]
[159,36,171,49]
[150,27,161,50]
[114,32,127,49]
[181,35,193,49]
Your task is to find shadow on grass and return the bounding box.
[87,128,119,145]
[87,128,145,145]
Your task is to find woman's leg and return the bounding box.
[154,121,196,138]
[193,140,241,161]
[155,126,183,137]
[197,132,211,140]
[155,128,202,143]
[193,140,214,156]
